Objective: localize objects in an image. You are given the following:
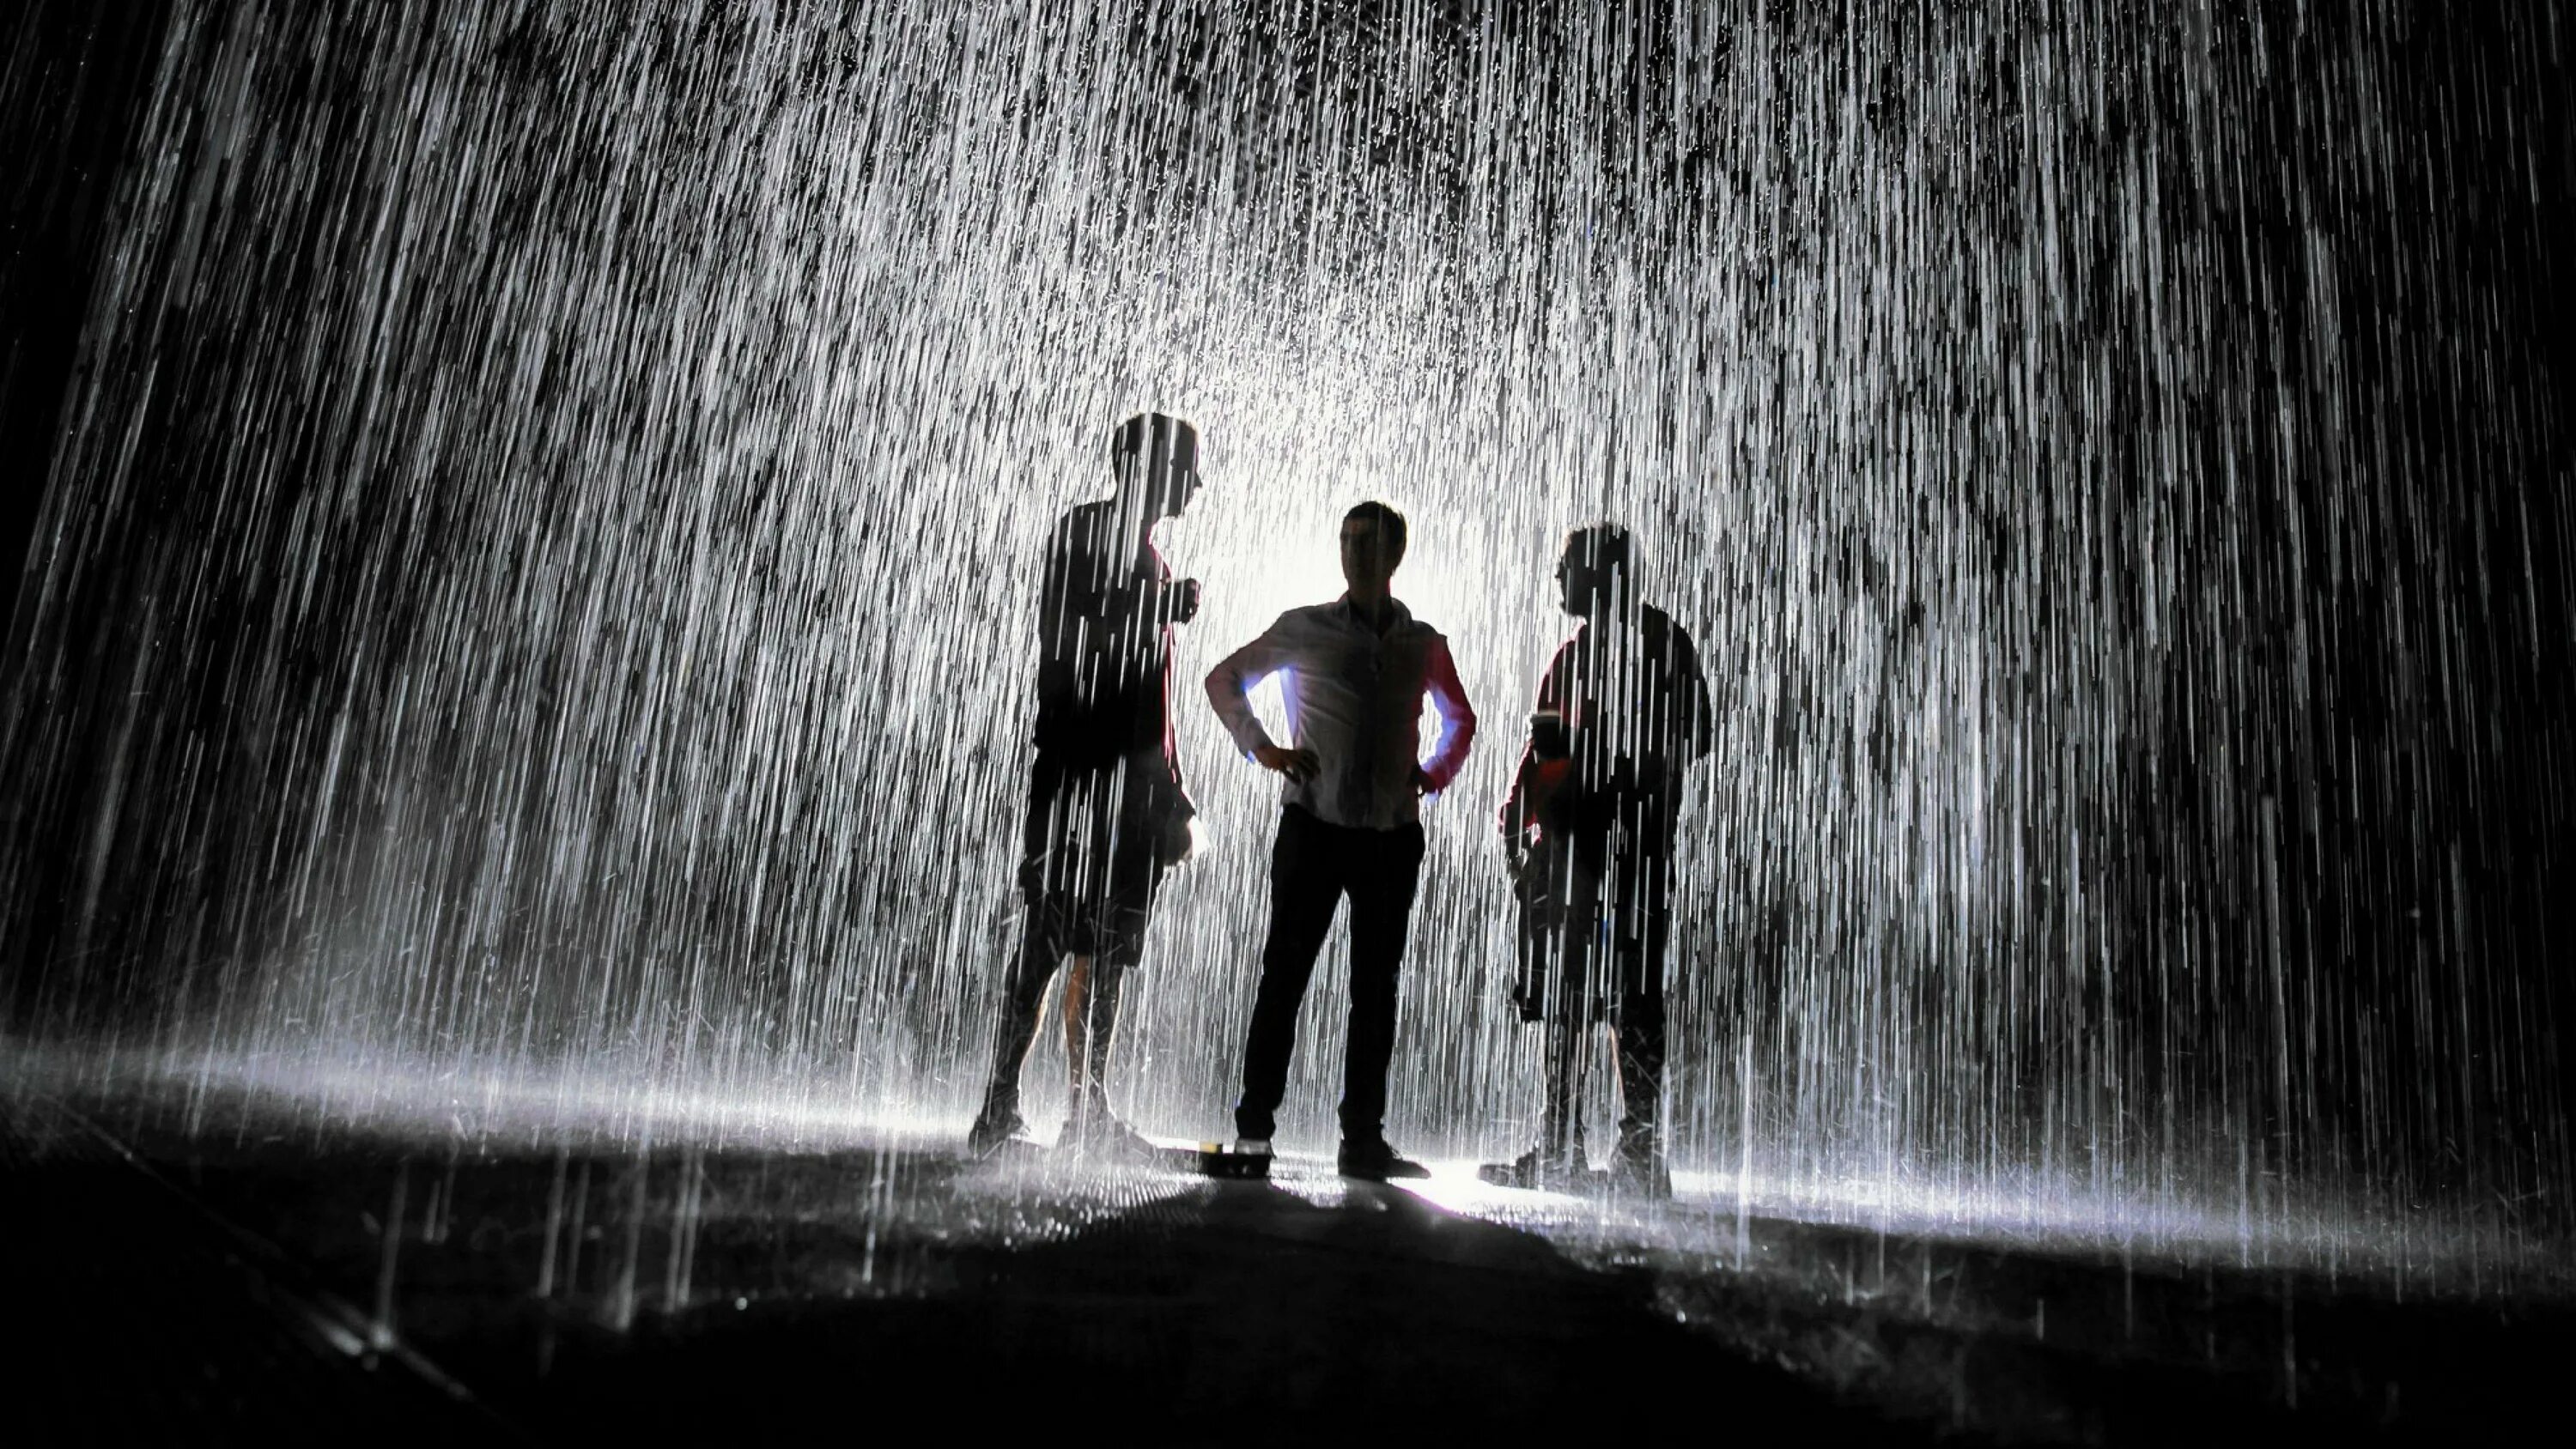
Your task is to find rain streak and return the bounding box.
[3,1,2569,1274]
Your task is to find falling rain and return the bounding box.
[3,1,2569,1274]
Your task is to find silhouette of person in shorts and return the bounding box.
[967,413,1203,1158]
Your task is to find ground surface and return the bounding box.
[6,1089,2568,1445]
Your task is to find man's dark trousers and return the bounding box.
[1235,803,1426,1143]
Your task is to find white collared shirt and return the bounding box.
[1205,595,1478,830]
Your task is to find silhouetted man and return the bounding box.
[968,414,1203,1159]
[1484,524,1712,1197]
[1206,500,1476,1180]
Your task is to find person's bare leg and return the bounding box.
[1063,957,1145,1154]
[969,919,1057,1154]
[1485,925,1589,1189]
[1062,955,1099,1098]
[1540,1009,1589,1173]
[1609,992,1671,1197]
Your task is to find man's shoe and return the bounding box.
[1202,1137,1273,1180]
[1062,1100,1157,1160]
[1477,1145,1582,1191]
[966,1107,1030,1159]
[1338,1138,1431,1182]
[1606,1143,1673,1201]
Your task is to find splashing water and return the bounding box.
[3,2,2568,1266]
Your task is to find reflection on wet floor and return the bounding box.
[4,1050,2576,1441]
[8,1052,2572,1441]
[20,1039,2549,1286]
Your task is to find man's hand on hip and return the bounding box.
[1255,744,1319,783]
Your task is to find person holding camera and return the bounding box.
[1483,523,1713,1197]
[968,414,1205,1159]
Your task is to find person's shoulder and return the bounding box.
[1276,601,1336,630]
[1385,598,1443,639]
[1048,500,1119,558]
[1641,605,1707,669]
[1642,603,1696,645]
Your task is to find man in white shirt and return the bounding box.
[1204,500,1476,1180]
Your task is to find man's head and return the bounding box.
[1111,413,1201,520]
[1340,500,1408,599]
[1557,523,1634,616]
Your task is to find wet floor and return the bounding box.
[8,1077,2568,1445]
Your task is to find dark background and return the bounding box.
[3,1,169,653]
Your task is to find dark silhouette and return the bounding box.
[967,414,1202,1158]
[1484,524,1713,1198]
[1206,501,1476,1180]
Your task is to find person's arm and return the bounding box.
[1154,679,1196,828]
[1145,539,1200,628]
[1149,543,1195,816]
[1498,644,1564,838]
[1673,621,1716,761]
[1418,635,1478,794]
[1205,614,1300,767]
[1036,517,1082,655]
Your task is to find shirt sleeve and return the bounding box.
[1419,634,1478,792]
[1204,614,1296,759]
[1498,641,1568,836]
